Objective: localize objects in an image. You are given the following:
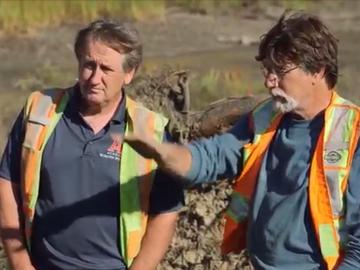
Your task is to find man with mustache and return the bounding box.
[0,19,183,270]
[125,11,360,269]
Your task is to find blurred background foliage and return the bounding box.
[0,0,356,114]
[0,0,357,121]
[0,0,314,34]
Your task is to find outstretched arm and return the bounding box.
[125,114,250,185]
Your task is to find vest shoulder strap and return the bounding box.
[332,93,358,107]
[250,98,281,142]
[23,88,69,150]
[125,96,168,141]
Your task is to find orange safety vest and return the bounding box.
[222,92,360,269]
[20,87,168,266]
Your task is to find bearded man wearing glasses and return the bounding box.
[125,11,360,270]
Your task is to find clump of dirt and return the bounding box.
[128,67,265,142]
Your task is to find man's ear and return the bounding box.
[315,67,326,80]
[124,68,136,85]
[311,67,326,86]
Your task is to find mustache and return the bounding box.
[270,87,298,113]
[271,87,289,98]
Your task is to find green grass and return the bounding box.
[171,0,245,14]
[279,0,314,10]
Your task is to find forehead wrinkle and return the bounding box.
[82,42,124,69]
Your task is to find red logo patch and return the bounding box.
[99,133,123,161]
[107,139,122,155]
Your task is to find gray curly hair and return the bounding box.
[74,19,143,72]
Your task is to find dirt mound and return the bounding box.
[128,67,265,142]
[128,68,265,269]
[159,181,252,270]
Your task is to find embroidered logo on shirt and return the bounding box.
[325,150,342,164]
[99,133,123,161]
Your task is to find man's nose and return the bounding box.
[264,73,279,89]
[89,67,102,85]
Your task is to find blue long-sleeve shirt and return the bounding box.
[187,112,360,270]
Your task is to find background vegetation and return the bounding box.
[0,0,316,34]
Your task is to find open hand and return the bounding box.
[125,133,192,177]
[124,133,161,161]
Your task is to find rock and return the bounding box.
[184,250,201,264]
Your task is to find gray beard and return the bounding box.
[271,87,298,113]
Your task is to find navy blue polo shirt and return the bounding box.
[0,88,184,270]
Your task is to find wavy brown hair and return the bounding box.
[74,19,142,73]
[256,11,338,88]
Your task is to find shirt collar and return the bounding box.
[111,92,126,124]
[67,83,126,124]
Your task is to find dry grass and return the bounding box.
[0,0,309,34]
[0,0,166,34]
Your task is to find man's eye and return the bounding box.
[101,65,113,73]
[84,62,95,69]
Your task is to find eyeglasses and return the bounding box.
[260,65,298,79]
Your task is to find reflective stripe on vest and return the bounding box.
[309,94,360,269]
[20,88,168,266]
[222,98,282,254]
[222,92,360,270]
[119,97,168,265]
[21,88,68,243]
